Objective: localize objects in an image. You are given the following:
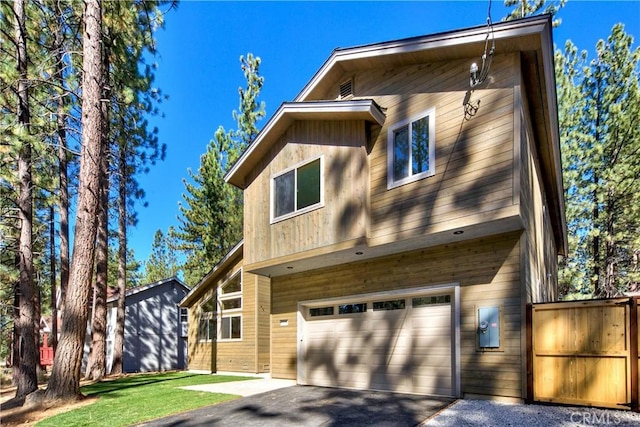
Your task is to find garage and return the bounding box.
[297,286,460,396]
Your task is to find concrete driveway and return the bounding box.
[137,384,454,427]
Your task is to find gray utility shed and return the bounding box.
[105,277,190,373]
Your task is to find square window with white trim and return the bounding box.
[387,108,436,189]
[271,156,323,222]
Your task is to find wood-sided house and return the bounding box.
[185,15,566,401]
[180,241,271,374]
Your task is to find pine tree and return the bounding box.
[503,0,565,26]
[12,0,38,398]
[143,228,181,283]
[46,0,105,400]
[558,25,640,298]
[175,54,265,285]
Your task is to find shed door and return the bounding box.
[300,291,454,396]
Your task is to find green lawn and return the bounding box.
[36,372,251,427]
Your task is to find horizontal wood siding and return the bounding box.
[517,74,557,304]
[364,54,518,246]
[271,232,525,399]
[257,275,271,373]
[186,257,268,373]
[244,120,369,266]
[186,285,216,372]
[216,268,257,372]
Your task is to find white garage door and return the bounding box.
[299,290,456,396]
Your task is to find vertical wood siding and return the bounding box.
[532,299,636,410]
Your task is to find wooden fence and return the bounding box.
[527,297,638,411]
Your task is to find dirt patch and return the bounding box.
[1,392,97,426]
[1,380,100,426]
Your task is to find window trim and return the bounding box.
[219,314,242,341]
[387,107,436,189]
[270,155,324,223]
[217,269,243,342]
[197,312,216,343]
[179,307,188,323]
[197,294,217,343]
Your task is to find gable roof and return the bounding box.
[225,14,566,255]
[225,99,385,189]
[179,240,244,308]
[107,276,190,304]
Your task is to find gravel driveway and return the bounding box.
[424,399,640,426]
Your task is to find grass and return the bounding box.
[35,372,251,427]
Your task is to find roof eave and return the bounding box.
[294,15,554,102]
[179,240,244,307]
[225,100,386,189]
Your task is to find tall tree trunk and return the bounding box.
[13,0,38,399]
[110,139,127,375]
[84,149,108,380]
[603,187,617,297]
[592,177,601,295]
[49,206,57,353]
[45,0,104,400]
[55,7,70,351]
[85,46,110,380]
[591,63,604,297]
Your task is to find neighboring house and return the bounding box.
[85,277,190,374]
[186,15,566,402]
[180,241,271,374]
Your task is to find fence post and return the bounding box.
[631,297,638,412]
[526,303,533,404]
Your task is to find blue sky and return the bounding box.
[130,0,640,266]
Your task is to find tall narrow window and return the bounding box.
[198,296,216,342]
[218,270,242,341]
[272,156,323,221]
[388,108,436,188]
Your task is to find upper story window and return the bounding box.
[387,107,436,189]
[271,156,323,222]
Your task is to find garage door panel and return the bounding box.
[370,373,412,393]
[302,293,454,396]
[371,337,411,353]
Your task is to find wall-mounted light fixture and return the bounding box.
[469,15,495,88]
[469,63,479,86]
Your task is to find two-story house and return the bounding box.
[182,14,565,402]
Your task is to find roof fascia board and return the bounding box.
[179,240,244,307]
[107,276,190,304]
[295,15,551,102]
[538,21,568,255]
[225,100,385,188]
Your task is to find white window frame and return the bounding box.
[217,269,243,342]
[387,107,436,189]
[270,155,324,223]
[197,313,215,343]
[197,294,217,342]
[219,314,242,341]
